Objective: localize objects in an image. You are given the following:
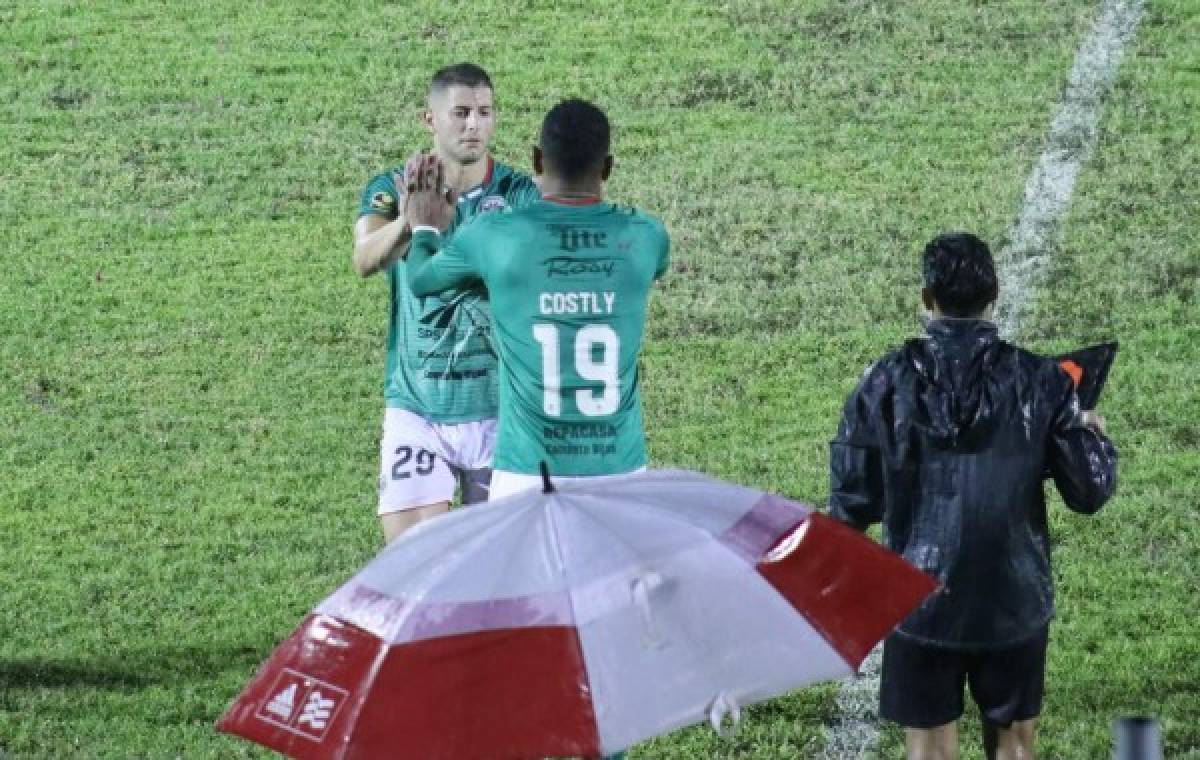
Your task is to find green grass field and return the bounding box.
[2,0,1197,757]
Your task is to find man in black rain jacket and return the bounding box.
[829,233,1117,760]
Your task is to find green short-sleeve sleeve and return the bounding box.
[359,171,401,218]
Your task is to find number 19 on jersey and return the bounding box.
[532,324,619,417]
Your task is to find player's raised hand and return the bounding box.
[388,152,428,227]
[405,153,456,232]
[401,152,425,194]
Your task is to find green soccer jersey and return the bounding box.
[358,158,539,423]
[407,199,670,476]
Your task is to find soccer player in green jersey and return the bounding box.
[352,63,539,542]
[404,99,670,502]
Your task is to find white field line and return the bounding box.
[993,0,1146,338]
[821,646,884,759]
[821,0,1144,755]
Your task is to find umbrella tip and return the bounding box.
[539,461,556,494]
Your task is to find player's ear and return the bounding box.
[421,107,435,134]
[921,288,935,312]
[532,145,544,176]
[601,154,614,181]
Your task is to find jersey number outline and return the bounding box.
[532,324,619,417]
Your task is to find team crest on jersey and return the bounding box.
[370,191,396,212]
[479,195,508,212]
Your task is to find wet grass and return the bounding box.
[1,0,1197,757]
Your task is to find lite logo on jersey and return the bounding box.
[254,668,348,742]
[549,224,607,252]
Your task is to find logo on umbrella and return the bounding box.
[254,668,348,742]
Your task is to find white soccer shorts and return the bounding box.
[489,467,647,501]
[377,408,496,514]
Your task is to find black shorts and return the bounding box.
[879,627,1049,729]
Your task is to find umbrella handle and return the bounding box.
[708,691,741,738]
[539,461,556,493]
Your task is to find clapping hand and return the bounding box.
[403,152,457,232]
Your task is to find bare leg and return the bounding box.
[380,501,451,543]
[906,721,959,760]
[983,718,1037,760]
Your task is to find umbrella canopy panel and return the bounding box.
[218,470,936,759]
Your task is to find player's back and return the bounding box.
[477,199,670,476]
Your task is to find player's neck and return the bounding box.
[538,177,604,203]
[436,154,492,192]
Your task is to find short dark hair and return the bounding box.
[539,99,610,180]
[922,232,999,317]
[430,63,493,94]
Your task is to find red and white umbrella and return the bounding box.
[218,469,936,759]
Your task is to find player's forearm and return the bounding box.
[406,229,459,295]
[352,218,412,277]
[828,444,883,531]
